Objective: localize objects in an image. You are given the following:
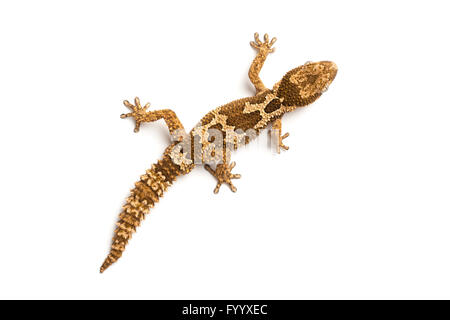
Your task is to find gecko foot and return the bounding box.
[120,97,151,132]
[205,162,241,194]
[277,132,290,154]
[250,32,277,53]
[271,119,289,154]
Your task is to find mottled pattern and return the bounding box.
[276,61,337,109]
[100,149,185,273]
[101,33,337,272]
[189,91,284,166]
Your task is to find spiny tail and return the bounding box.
[100,154,183,273]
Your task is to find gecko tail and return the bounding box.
[100,154,184,273]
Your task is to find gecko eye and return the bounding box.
[276,61,337,107]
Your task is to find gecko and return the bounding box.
[100,33,337,273]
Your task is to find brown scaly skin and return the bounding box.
[100,33,337,272]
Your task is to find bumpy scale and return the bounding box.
[100,33,338,272]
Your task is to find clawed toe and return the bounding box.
[123,97,150,112]
[250,32,276,53]
[121,97,151,133]
[205,162,241,194]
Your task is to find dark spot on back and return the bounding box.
[207,123,224,142]
[264,98,281,113]
[226,111,262,131]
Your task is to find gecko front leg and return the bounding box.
[204,161,241,194]
[271,118,289,154]
[249,32,277,94]
[121,97,186,140]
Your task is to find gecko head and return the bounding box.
[275,61,337,109]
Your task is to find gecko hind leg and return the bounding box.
[271,118,289,154]
[121,97,185,139]
[204,161,241,194]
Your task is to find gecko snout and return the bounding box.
[324,61,338,81]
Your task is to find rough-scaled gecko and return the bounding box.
[100,33,337,272]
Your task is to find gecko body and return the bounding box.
[100,33,337,272]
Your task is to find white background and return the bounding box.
[0,0,449,299]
